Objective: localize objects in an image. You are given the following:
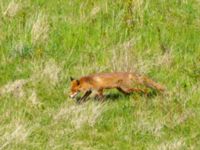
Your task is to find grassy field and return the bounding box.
[0,0,200,149]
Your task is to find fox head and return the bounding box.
[70,77,80,99]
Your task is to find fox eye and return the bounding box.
[76,80,80,85]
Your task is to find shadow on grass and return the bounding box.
[75,90,160,104]
[104,91,159,101]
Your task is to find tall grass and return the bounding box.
[0,0,200,149]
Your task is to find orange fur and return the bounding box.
[70,72,165,101]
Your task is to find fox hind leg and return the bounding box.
[117,87,132,94]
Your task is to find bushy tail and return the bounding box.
[142,76,165,92]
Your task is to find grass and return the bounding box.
[0,0,200,149]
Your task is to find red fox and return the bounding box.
[70,72,165,101]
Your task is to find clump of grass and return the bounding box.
[31,13,49,45]
[30,59,62,86]
[27,90,41,107]
[157,138,185,150]
[0,120,31,150]
[54,101,107,129]
[3,1,21,18]
[11,42,33,58]
[0,79,28,98]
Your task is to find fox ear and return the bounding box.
[76,80,80,85]
[70,76,74,81]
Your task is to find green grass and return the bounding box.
[0,0,200,149]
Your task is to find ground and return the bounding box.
[0,0,200,149]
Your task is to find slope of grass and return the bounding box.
[0,0,200,149]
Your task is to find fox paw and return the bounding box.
[94,95,105,101]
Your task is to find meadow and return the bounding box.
[0,0,200,149]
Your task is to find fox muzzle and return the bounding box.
[70,92,78,99]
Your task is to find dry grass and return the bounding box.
[0,121,31,150]
[156,51,173,68]
[0,0,199,149]
[31,59,62,86]
[70,141,94,150]
[134,111,165,137]
[3,1,20,18]
[0,79,28,98]
[42,60,61,85]
[107,37,165,74]
[90,5,101,17]
[157,138,185,150]
[27,90,41,107]
[54,101,107,129]
[109,37,140,72]
[31,13,49,45]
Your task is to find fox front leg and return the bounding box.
[79,90,92,103]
